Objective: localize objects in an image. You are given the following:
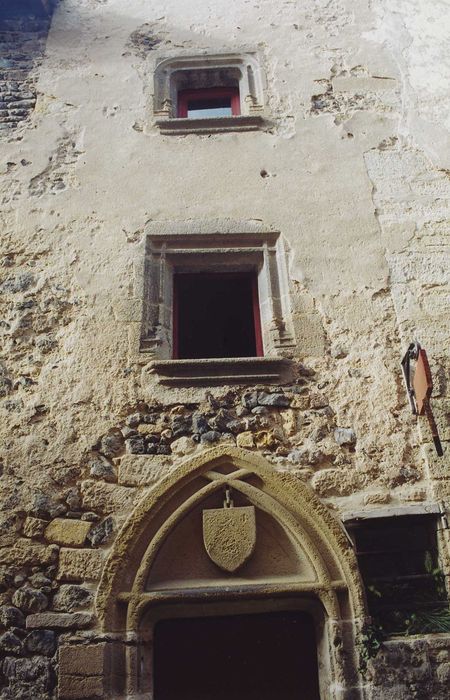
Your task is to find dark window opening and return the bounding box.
[348,516,450,635]
[177,87,240,118]
[154,610,321,700]
[173,272,263,360]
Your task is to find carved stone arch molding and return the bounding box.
[96,446,367,699]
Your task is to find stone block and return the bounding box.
[334,427,357,445]
[118,454,172,486]
[137,423,162,435]
[363,491,391,505]
[2,655,52,687]
[311,469,358,497]
[0,605,25,628]
[257,392,290,407]
[12,586,48,613]
[80,479,137,514]
[23,517,47,539]
[58,641,125,699]
[45,518,91,547]
[290,394,310,410]
[236,431,255,448]
[170,436,196,456]
[53,584,93,612]
[86,517,115,546]
[24,629,56,655]
[280,409,298,437]
[26,612,93,629]
[254,430,281,449]
[58,548,104,582]
[59,674,104,699]
[0,538,55,567]
[59,643,106,676]
[125,435,146,453]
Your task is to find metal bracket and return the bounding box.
[401,342,444,457]
[401,341,421,414]
[223,486,234,509]
[438,502,449,531]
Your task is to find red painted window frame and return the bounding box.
[177,87,241,118]
[172,271,263,359]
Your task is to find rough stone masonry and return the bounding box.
[0,0,449,699]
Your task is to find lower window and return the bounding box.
[348,516,450,635]
[173,271,263,360]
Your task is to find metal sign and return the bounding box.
[401,342,443,456]
[412,348,433,415]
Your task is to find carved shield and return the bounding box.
[202,506,256,573]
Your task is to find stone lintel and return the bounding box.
[342,501,441,522]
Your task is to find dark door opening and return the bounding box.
[173,272,263,359]
[154,610,321,700]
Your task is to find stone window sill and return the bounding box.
[155,115,264,135]
[147,357,292,385]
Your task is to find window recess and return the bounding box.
[177,87,240,119]
[346,514,450,635]
[139,221,295,385]
[173,272,262,360]
[153,53,265,135]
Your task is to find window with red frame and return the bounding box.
[177,87,240,119]
[173,272,263,359]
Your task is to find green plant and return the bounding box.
[358,623,386,675]
[364,550,450,636]
[404,607,450,635]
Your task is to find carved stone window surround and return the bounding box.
[153,52,266,134]
[139,220,296,385]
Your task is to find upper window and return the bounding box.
[177,87,240,119]
[153,53,265,135]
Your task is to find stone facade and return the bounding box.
[0,0,449,699]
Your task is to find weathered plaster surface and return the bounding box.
[368,0,450,169]
[0,0,449,698]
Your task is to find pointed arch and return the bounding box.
[96,446,366,631]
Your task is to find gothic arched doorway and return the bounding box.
[96,446,367,699]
